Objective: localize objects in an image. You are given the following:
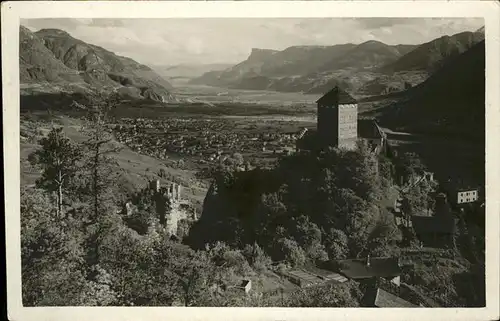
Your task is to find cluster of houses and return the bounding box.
[111,86,393,170]
[223,252,451,307]
[396,184,482,246]
[252,255,432,307]
[111,117,301,166]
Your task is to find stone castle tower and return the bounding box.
[316,86,358,150]
[149,179,184,234]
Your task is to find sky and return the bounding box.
[22,18,484,66]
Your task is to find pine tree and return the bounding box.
[28,127,82,218]
[78,91,122,270]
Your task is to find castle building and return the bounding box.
[358,118,388,155]
[316,86,358,150]
[455,188,480,205]
[296,86,389,153]
[148,179,186,233]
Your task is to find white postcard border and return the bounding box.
[2,1,499,321]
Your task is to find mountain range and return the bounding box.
[189,29,484,96]
[20,26,176,103]
[19,23,485,122]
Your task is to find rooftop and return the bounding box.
[358,118,386,140]
[442,179,483,192]
[316,86,357,105]
[281,266,349,287]
[287,269,323,285]
[372,288,418,308]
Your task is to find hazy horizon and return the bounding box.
[22,18,483,67]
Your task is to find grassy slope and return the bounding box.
[20,115,207,211]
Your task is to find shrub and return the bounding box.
[206,242,252,276]
[124,209,154,235]
[242,243,272,273]
[324,228,349,260]
[284,282,361,307]
[275,238,306,267]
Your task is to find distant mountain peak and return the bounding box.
[359,40,387,46]
[250,48,279,55]
[286,45,331,50]
[19,25,176,104]
[250,48,279,53]
[36,28,72,37]
[380,30,485,73]
[247,48,279,61]
[354,40,396,53]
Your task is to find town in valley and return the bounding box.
[18,18,485,308]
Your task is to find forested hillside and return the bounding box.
[377,40,485,139]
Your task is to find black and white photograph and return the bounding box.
[3,1,500,320]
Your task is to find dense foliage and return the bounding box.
[190,141,400,263]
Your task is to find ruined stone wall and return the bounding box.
[149,179,191,235]
[165,202,189,235]
[120,178,195,236]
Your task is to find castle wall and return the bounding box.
[147,179,189,235]
[317,103,339,146]
[317,103,358,150]
[338,104,358,150]
[165,203,189,235]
